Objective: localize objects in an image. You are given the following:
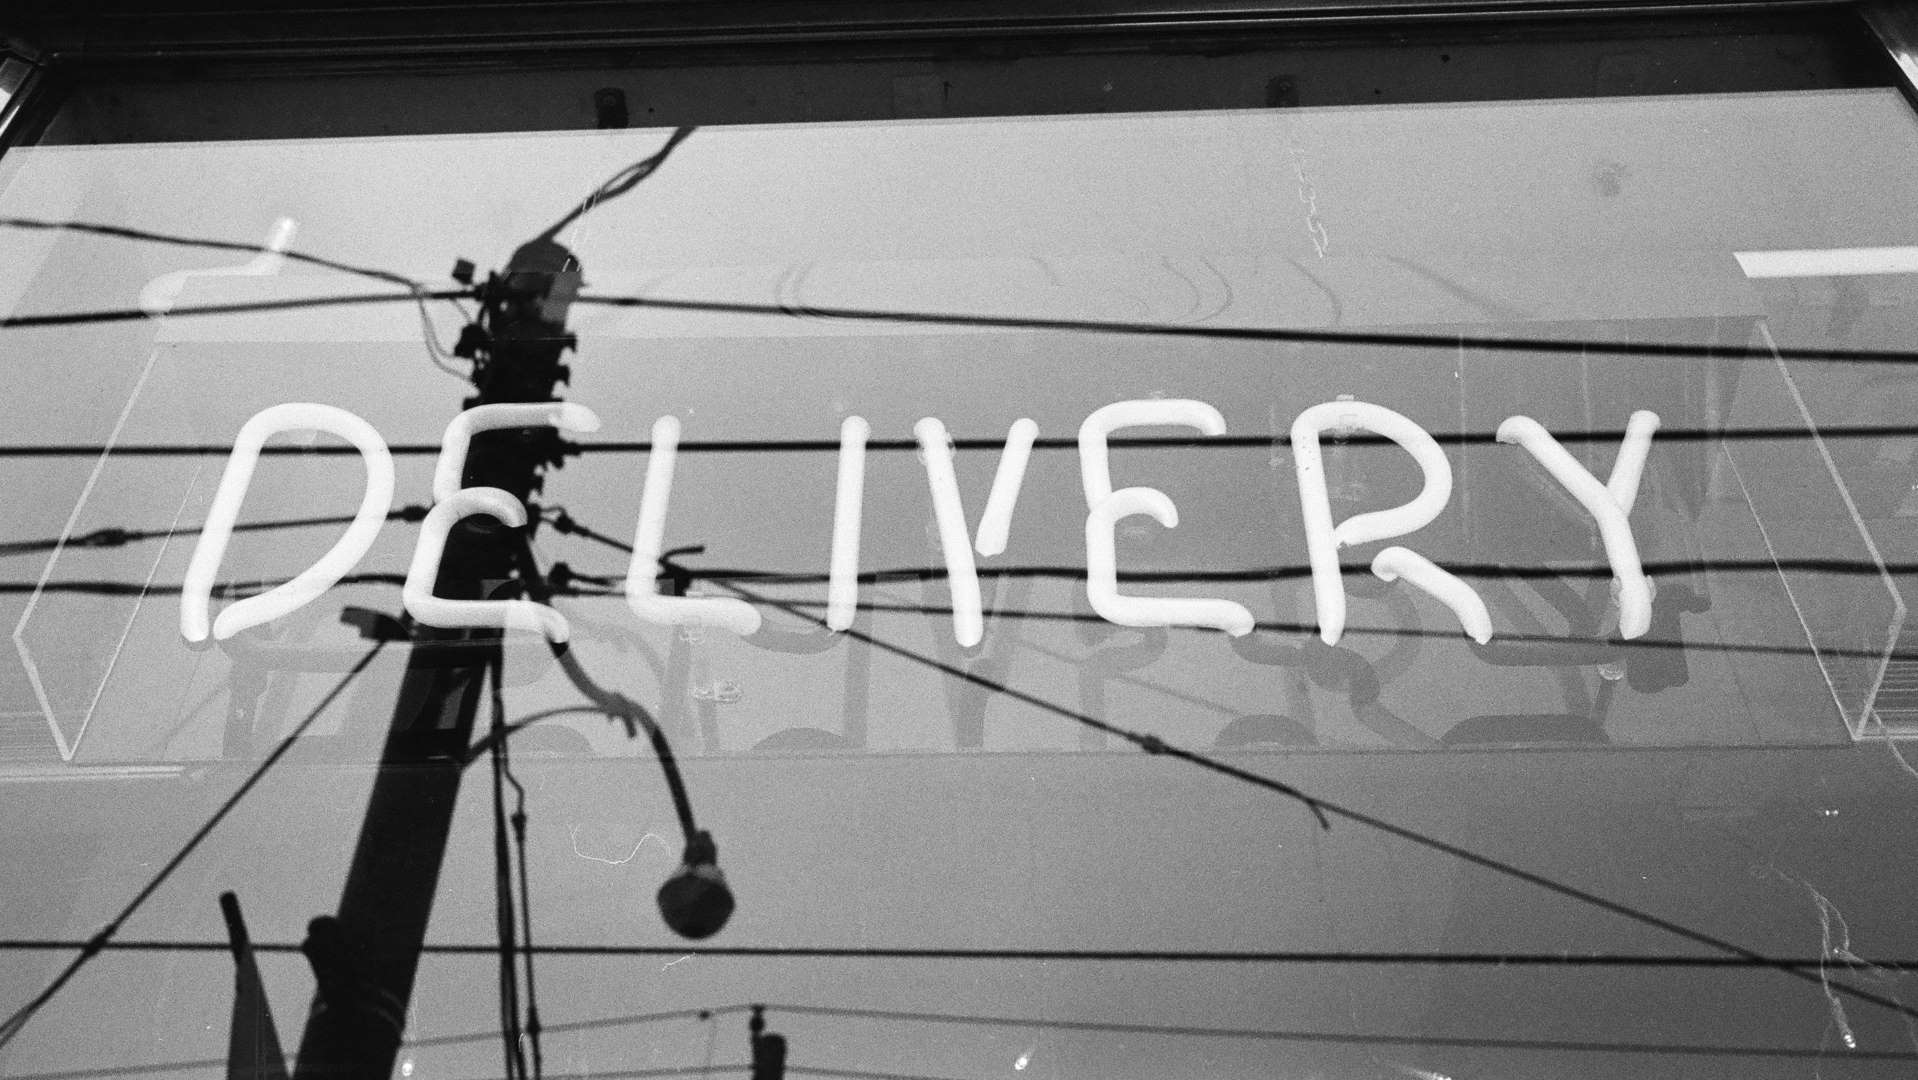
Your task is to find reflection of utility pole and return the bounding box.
[292,239,580,1080]
[749,1006,787,1080]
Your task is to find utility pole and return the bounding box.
[749,1006,787,1080]
[292,238,580,1080]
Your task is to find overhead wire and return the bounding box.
[8,146,1918,1063]
[697,576,1918,1024]
[536,127,697,243]
[9,421,1918,461]
[5,937,1918,969]
[1,288,476,329]
[760,1001,1918,1062]
[0,638,390,1053]
[569,290,1918,366]
[0,566,1900,664]
[0,505,428,558]
[527,515,1915,664]
[0,217,476,380]
[463,705,615,764]
[502,673,547,1080]
[21,995,1917,1080]
[488,661,531,1080]
[0,232,1916,368]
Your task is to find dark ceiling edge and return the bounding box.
[9,0,1857,65]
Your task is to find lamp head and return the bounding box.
[657,830,734,939]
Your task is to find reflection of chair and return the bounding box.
[750,727,854,755]
[1440,713,1608,747]
[1214,714,1316,749]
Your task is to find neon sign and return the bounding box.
[179,399,1661,648]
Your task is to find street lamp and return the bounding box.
[657,829,734,939]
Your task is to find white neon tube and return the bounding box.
[1606,410,1661,515]
[827,416,870,631]
[1292,400,1456,646]
[1735,247,1918,278]
[1078,399,1227,510]
[1496,414,1657,639]
[141,217,297,317]
[1371,546,1492,644]
[181,403,395,644]
[404,487,570,641]
[626,416,763,636]
[432,402,601,504]
[1086,487,1255,636]
[974,418,1038,557]
[916,417,985,647]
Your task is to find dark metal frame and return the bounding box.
[1,0,1872,63]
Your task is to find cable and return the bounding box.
[9,554,1917,600]
[8,210,1918,371]
[11,421,1918,461]
[463,705,611,764]
[779,1069,967,1080]
[0,639,389,1052]
[459,1069,734,1080]
[1,217,427,292]
[503,690,546,1080]
[705,594,1892,664]
[488,661,530,1080]
[704,577,1918,1024]
[416,1005,742,1048]
[529,513,1918,665]
[6,938,1918,970]
[509,531,702,845]
[19,996,1913,1080]
[573,291,1918,367]
[536,128,697,243]
[540,504,1918,585]
[0,505,428,559]
[765,1002,1918,1063]
[1,270,1917,370]
[0,217,476,380]
[1,288,471,329]
[554,556,1918,584]
[0,572,409,596]
[0,567,1903,666]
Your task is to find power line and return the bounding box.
[568,558,1918,583]
[537,507,1913,586]
[1,217,433,292]
[0,640,389,1052]
[0,572,409,596]
[6,422,1918,459]
[760,1002,1918,1062]
[414,1005,744,1049]
[5,556,1910,601]
[11,571,1887,663]
[0,567,1899,666]
[524,514,1918,664]
[488,661,531,1080]
[537,127,697,242]
[0,248,1915,370]
[550,423,1918,450]
[458,1069,732,1080]
[0,217,476,379]
[19,991,1910,1080]
[0,505,427,557]
[730,596,1912,665]
[6,939,1917,970]
[701,577,1918,1024]
[0,288,472,329]
[778,1069,964,1080]
[573,291,1918,367]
